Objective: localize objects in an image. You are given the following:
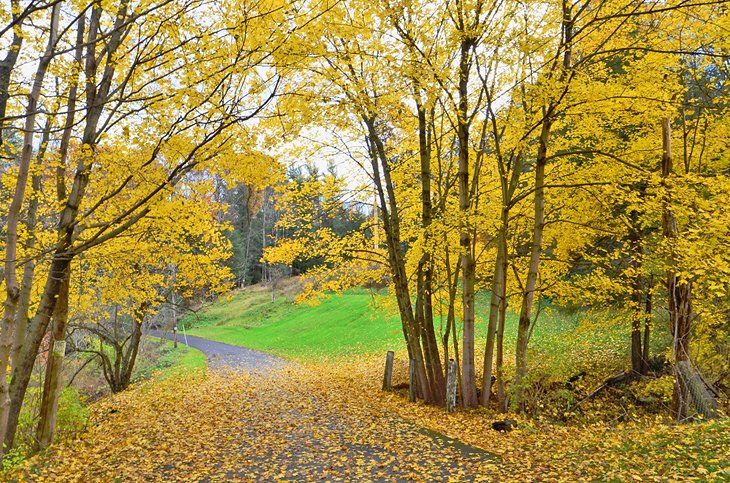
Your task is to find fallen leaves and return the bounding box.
[10,368,488,481]
[7,356,730,482]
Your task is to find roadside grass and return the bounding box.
[185,284,671,381]
[186,288,403,360]
[141,339,207,380]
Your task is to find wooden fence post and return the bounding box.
[447,359,457,412]
[382,351,394,391]
[408,359,416,402]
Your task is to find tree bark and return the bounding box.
[6,255,69,450]
[0,0,23,143]
[630,224,644,374]
[482,215,505,405]
[0,4,59,459]
[457,37,478,408]
[496,262,508,412]
[120,303,149,391]
[661,118,693,421]
[416,98,445,405]
[35,269,70,450]
[642,280,652,374]
[11,113,54,370]
[514,115,551,410]
[364,116,433,404]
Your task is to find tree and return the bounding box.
[0,0,288,455]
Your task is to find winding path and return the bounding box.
[150,330,288,372]
[145,330,496,481]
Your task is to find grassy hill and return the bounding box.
[182,280,668,378]
[184,285,403,360]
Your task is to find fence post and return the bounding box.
[382,351,394,391]
[446,359,457,412]
[408,359,416,402]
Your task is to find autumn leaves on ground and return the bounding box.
[3,0,730,480]
[13,364,730,482]
[10,284,729,481]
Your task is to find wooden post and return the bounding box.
[408,359,416,402]
[382,351,394,391]
[173,326,178,348]
[447,359,457,412]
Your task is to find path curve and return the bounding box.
[147,330,496,480]
[149,331,289,372]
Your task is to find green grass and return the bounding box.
[184,284,669,372]
[186,288,403,360]
[147,340,208,380]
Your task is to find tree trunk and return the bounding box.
[5,256,69,450]
[11,120,49,370]
[496,268,508,412]
[661,118,693,421]
[482,213,506,405]
[514,116,551,410]
[642,280,652,374]
[35,269,70,450]
[416,98,445,405]
[0,0,23,143]
[119,303,149,391]
[628,180,649,375]
[365,116,433,404]
[457,38,478,408]
[630,267,644,374]
[0,4,60,459]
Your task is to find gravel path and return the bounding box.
[146,330,496,480]
[149,331,289,372]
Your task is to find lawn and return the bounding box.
[185,287,404,360]
[183,283,669,377]
[147,339,208,379]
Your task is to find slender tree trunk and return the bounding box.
[642,279,652,374]
[12,114,54,370]
[416,98,445,404]
[36,269,70,449]
[496,261,508,412]
[630,231,644,374]
[31,19,86,448]
[661,118,693,421]
[481,213,505,405]
[0,5,59,459]
[628,178,649,376]
[498,162,520,412]
[120,303,148,390]
[457,38,478,408]
[0,0,23,143]
[6,256,69,450]
[631,311,644,373]
[514,116,551,410]
[365,117,433,403]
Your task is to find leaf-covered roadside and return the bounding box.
[9,358,729,482]
[10,370,490,482]
[319,356,730,481]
